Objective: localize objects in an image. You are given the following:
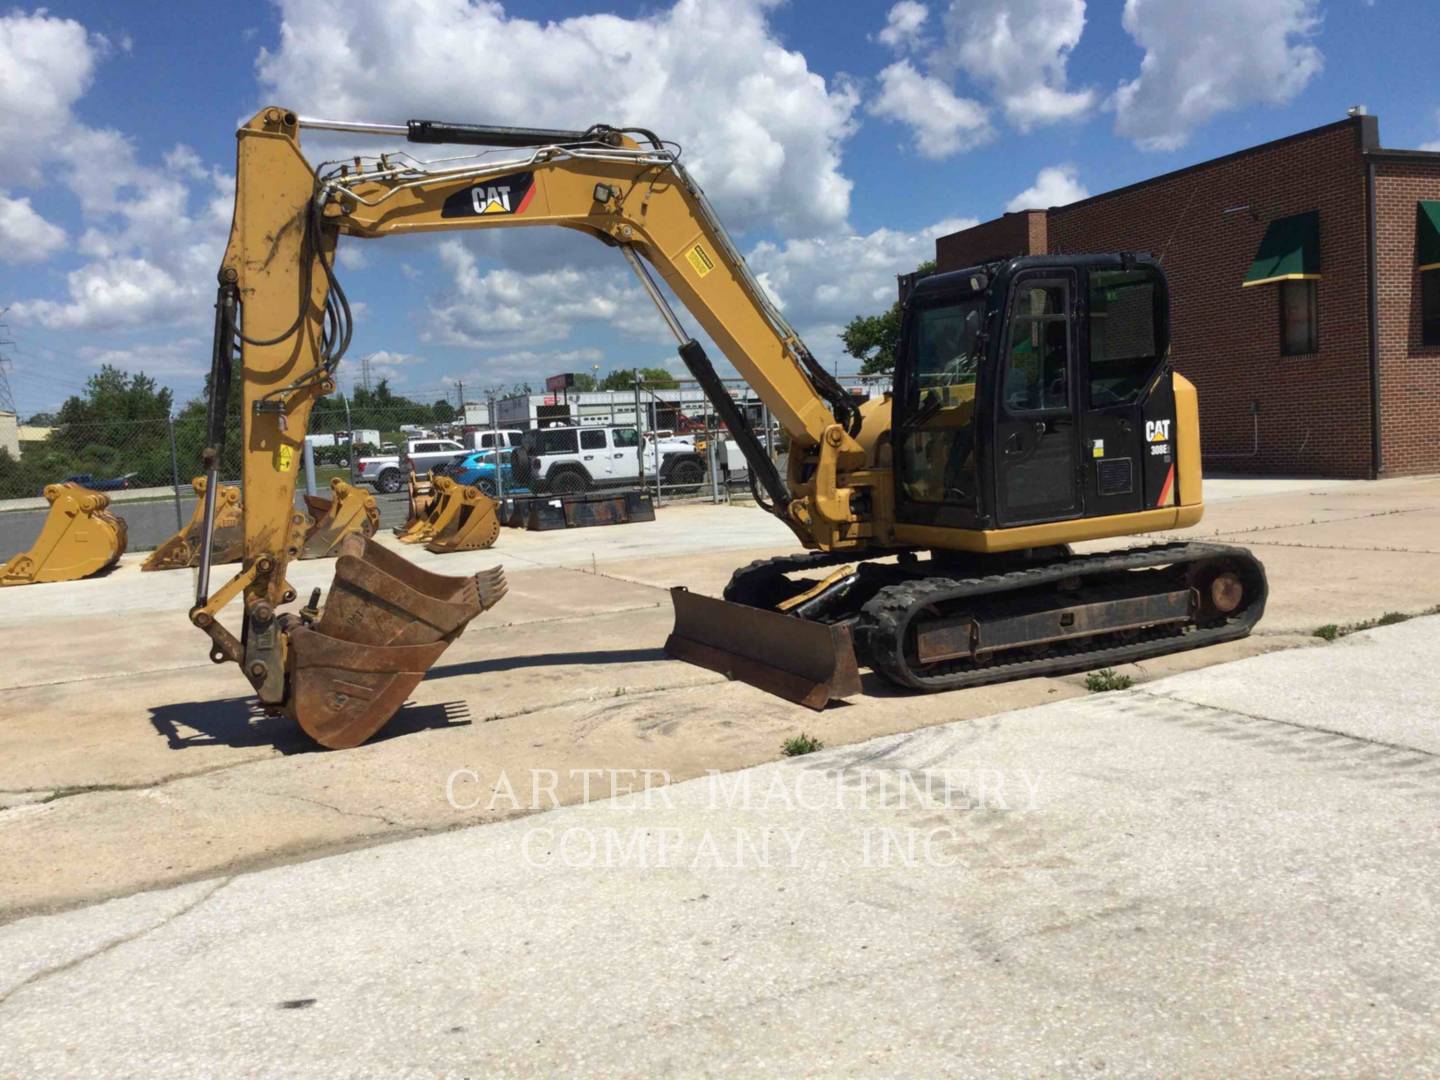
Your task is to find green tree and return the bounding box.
[600,366,678,391]
[0,366,180,497]
[570,372,598,392]
[431,399,457,423]
[840,259,935,376]
[24,411,57,426]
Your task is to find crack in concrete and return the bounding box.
[0,876,232,1008]
[0,757,276,803]
[240,787,411,830]
[1134,689,1440,761]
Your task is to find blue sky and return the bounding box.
[1,0,1434,417]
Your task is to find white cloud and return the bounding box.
[869,60,991,159]
[79,336,207,378]
[1113,0,1323,151]
[1419,108,1440,153]
[877,1,929,50]
[0,193,67,260]
[257,0,859,236]
[939,0,1095,130]
[748,217,976,344]
[11,257,193,331]
[1005,165,1088,211]
[424,240,664,350]
[0,10,102,187]
[0,11,233,330]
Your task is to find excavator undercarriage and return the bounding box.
[683,543,1267,702]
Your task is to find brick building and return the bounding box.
[935,115,1440,477]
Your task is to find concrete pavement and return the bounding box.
[1,615,1437,1076]
[3,476,1440,921]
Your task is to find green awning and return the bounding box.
[1418,201,1440,271]
[1243,210,1321,287]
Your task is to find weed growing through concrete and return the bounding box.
[1085,668,1133,692]
[1312,604,1440,642]
[782,733,824,757]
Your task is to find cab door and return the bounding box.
[992,273,1081,525]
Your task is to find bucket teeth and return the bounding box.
[142,476,243,571]
[0,483,129,586]
[283,534,507,749]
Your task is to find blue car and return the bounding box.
[448,448,526,497]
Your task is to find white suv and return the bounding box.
[513,425,706,494]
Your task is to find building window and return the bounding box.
[1424,271,1440,347]
[1279,279,1318,355]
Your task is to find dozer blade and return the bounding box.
[393,469,439,541]
[424,484,500,553]
[285,534,508,749]
[1,483,128,586]
[665,587,862,710]
[301,478,380,559]
[142,476,243,571]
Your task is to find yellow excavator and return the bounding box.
[194,106,1266,748]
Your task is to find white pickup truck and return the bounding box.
[357,431,526,493]
[512,425,707,494]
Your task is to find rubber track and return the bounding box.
[856,542,1268,691]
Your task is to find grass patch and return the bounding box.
[1085,668,1133,693]
[1312,605,1440,642]
[781,733,824,757]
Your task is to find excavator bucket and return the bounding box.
[665,587,862,710]
[285,534,507,748]
[424,484,500,554]
[396,474,463,545]
[1,483,128,586]
[142,476,244,571]
[302,478,380,559]
[393,469,438,542]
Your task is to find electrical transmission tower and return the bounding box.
[359,353,373,394]
[0,308,17,416]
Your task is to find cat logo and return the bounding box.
[440,171,536,219]
[1145,419,1171,444]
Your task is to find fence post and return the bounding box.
[633,373,652,504]
[302,437,317,497]
[490,393,503,503]
[166,413,184,532]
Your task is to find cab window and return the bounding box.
[580,429,606,450]
[612,427,640,448]
[1087,270,1162,406]
[1003,282,1070,414]
[899,297,985,507]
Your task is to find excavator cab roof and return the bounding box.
[909,252,1165,304]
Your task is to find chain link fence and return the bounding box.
[0,376,884,550]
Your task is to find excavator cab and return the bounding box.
[892,255,1177,534]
